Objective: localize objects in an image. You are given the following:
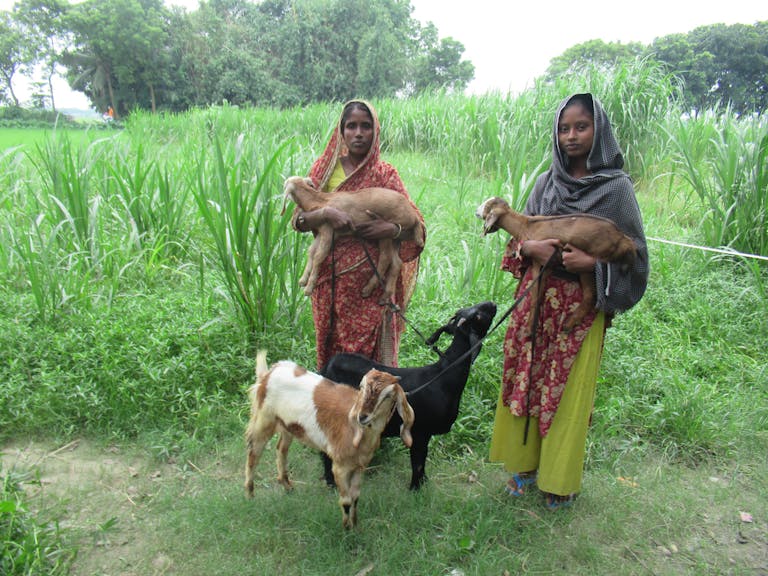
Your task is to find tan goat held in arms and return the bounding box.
[244,350,415,529]
[476,196,637,332]
[283,176,424,303]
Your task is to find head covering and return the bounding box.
[527,93,648,314]
[309,99,404,194]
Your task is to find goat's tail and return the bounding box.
[255,349,269,379]
[248,350,270,402]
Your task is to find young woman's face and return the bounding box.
[557,103,594,161]
[342,107,374,162]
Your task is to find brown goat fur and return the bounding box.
[283,176,425,303]
[476,196,637,331]
[244,350,415,529]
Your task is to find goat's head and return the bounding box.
[280,176,317,215]
[475,197,510,235]
[425,301,497,360]
[349,369,414,449]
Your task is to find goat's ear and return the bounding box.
[280,193,288,216]
[425,323,449,345]
[349,407,364,448]
[395,385,415,448]
[483,209,500,235]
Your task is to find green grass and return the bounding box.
[1,62,767,574]
[0,127,106,152]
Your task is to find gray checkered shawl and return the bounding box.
[525,93,649,314]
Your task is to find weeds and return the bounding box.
[0,465,74,575]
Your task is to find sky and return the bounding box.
[2,0,766,108]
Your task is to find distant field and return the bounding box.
[0,127,110,152]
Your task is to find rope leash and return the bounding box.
[402,253,559,398]
[647,236,768,262]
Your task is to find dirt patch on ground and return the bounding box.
[2,438,182,575]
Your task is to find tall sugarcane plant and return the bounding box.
[192,134,304,339]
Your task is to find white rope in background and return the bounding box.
[647,236,768,262]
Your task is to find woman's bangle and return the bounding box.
[393,223,402,239]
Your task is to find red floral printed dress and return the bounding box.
[500,238,597,437]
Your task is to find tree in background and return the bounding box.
[544,39,646,80]
[654,22,768,115]
[8,0,763,116]
[543,22,768,116]
[0,10,25,106]
[12,0,69,111]
[408,22,474,95]
[62,0,172,116]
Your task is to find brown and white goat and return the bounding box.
[476,196,637,331]
[244,350,415,529]
[283,176,425,303]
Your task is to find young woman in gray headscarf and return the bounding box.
[488,93,648,509]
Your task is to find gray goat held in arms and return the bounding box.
[320,301,497,490]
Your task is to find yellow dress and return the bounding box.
[489,312,605,496]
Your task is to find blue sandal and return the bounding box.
[544,493,575,509]
[505,472,537,496]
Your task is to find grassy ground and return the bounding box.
[2,436,766,575]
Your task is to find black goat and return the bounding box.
[320,301,497,490]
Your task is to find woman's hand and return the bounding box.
[355,210,401,240]
[521,238,562,267]
[321,206,355,230]
[562,244,597,273]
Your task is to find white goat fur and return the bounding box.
[244,350,415,529]
[283,176,425,303]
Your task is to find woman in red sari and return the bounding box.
[292,100,426,370]
[488,94,648,509]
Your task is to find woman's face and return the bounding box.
[557,103,594,161]
[342,107,374,163]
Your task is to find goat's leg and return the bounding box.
[525,263,548,336]
[408,433,431,490]
[379,244,402,304]
[321,452,336,487]
[302,229,332,295]
[275,428,294,490]
[563,273,597,332]
[346,468,364,528]
[361,239,395,299]
[332,463,357,529]
[244,416,276,497]
[298,235,319,288]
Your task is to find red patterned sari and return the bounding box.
[295,100,425,370]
